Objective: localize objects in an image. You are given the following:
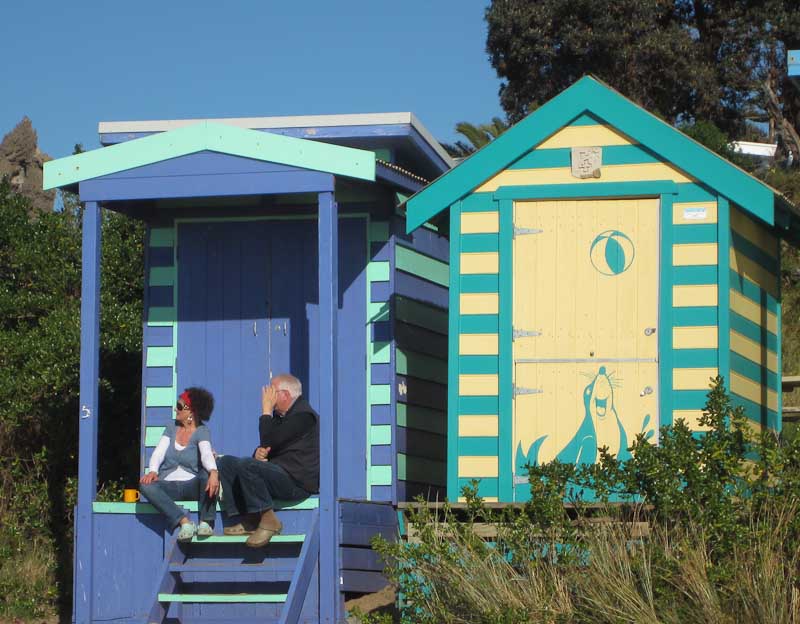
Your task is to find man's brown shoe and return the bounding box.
[245,509,283,548]
[223,514,259,535]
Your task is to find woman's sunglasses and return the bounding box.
[176,402,190,411]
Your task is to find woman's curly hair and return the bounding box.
[185,387,214,423]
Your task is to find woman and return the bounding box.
[139,387,220,541]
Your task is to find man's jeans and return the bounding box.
[140,475,215,528]
[217,456,309,516]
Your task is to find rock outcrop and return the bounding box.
[0,117,56,212]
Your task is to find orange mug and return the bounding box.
[123,489,140,503]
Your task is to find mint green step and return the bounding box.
[189,534,304,543]
[158,593,287,603]
[93,497,318,514]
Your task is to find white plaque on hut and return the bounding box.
[571,146,602,179]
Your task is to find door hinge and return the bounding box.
[513,328,542,340]
[513,226,543,238]
[513,384,543,397]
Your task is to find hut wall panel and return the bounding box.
[728,204,781,430]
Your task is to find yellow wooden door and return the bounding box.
[512,199,660,494]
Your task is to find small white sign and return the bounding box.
[571,147,602,179]
[683,207,707,221]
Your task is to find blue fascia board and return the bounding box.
[405,75,780,231]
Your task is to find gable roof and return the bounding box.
[406,76,791,232]
[44,121,376,190]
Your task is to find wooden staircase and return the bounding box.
[144,505,320,624]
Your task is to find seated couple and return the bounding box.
[139,374,319,548]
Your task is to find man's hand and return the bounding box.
[254,446,271,461]
[140,472,158,485]
[205,470,220,497]
[262,384,277,415]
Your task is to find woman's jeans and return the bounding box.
[140,475,215,529]
[216,456,309,516]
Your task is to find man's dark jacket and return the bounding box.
[258,396,319,493]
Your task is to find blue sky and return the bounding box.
[1,1,504,159]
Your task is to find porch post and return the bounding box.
[318,191,341,621]
[75,201,102,624]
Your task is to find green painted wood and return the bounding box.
[396,403,446,436]
[718,198,731,395]
[371,341,391,364]
[497,199,513,501]
[44,121,376,189]
[146,387,175,408]
[461,193,499,212]
[660,193,675,427]
[158,593,287,603]
[147,306,176,325]
[369,221,390,242]
[145,426,166,446]
[369,385,391,405]
[447,201,462,499]
[459,355,499,374]
[398,453,446,486]
[461,233,499,253]
[146,346,175,368]
[369,465,392,486]
[458,437,499,455]
[189,534,304,543]
[367,261,391,282]
[395,245,449,287]
[394,296,448,334]
[149,227,175,247]
[369,425,392,446]
[396,349,448,385]
[92,497,319,513]
[149,266,176,287]
[367,301,390,322]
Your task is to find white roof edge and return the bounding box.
[99,112,453,168]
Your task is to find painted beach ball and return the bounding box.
[590,230,635,275]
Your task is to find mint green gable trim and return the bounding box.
[498,199,513,501]
[660,193,675,426]
[44,121,376,189]
[406,76,777,231]
[718,198,731,392]
[145,426,166,446]
[494,181,677,200]
[395,245,449,287]
[447,201,462,500]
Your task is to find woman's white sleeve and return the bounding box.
[198,440,218,472]
[148,436,170,474]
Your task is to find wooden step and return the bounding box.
[169,561,297,573]
[188,534,304,544]
[158,593,286,603]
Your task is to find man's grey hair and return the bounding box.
[273,374,302,399]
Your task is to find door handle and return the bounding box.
[644,327,656,336]
[253,321,257,336]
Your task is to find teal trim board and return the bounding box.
[494,181,678,201]
[405,76,783,231]
[44,121,376,189]
[718,198,731,389]
[509,144,662,169]
[395,244,449,287]
[498,199,513,501]
[659,193,675,426]
[447,201,462,499]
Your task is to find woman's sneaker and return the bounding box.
[196,521,214,537]
[177,522,196,542]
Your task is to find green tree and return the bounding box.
[443,117,510,157]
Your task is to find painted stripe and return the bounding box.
[672,285,717,307]
[457,477,499,498]
[730,290,778,334]
[459,334,499,356]
[458,374,499,396]
[396,350,447,384]
[369,425,392,446]
[149,266,175,287]
[672,224,717,244]
[672,243,717,266]
[458,456,499,478]
[730,330,778,372]
[673,201,718,224]
[398,454,446,485]
[536,124,636,149]
[395,296,448,334]
[460,293,499,315]
[367,301,390,322]
[368,221,390,242]
[730,393,780,429]
[459,437,498,455]
[459,415,499,437]
[673,390,711,410]
[731,232,779,274]
[459,355,499,374]
[460,233,499,253]
[673,349,718,368]
[730,207,777,258]
[460,252,499,274]
[395,245,449,287]
[730,312,778,351]
[158,593,287,603]
[730,269,778,311]
[145,426,166,446]
[673,307,717,326]
[673,326,718,349]
[730,248,778,298]
[147,306,176,326]
[367,261,390,282]
[730,372,778,411]
[146,346,175,368]
[369,465,392,486]
[476,162,694,193]
[149,227,175,247]
[93,497,319,513]
[673,368,718,390]
[460,315,499,333]
[461,274,499,293]
[369,385,391,405]
[371,341,391,364]
[511,144,661,169]
[146,386,175,408]
[673,266,717,285]
[461,211,499,234]
[673,410,710,431]
[396,403,446,435]
[731,352,779,388]
[459,396,499,414]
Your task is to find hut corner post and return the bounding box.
[75,201,102,624]
[318,191,342,621]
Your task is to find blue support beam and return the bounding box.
[75,201,102,624]
[317,191,341,621]
[790,50,800,91]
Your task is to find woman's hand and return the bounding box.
[140,472,158,485]
[206,470,220,498]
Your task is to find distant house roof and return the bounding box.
[43,121,376,190]
[406,76,796,233]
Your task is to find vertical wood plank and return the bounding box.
[317,190,341,622]
[76,201,102,624]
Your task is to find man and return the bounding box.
[217,373,319,548]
